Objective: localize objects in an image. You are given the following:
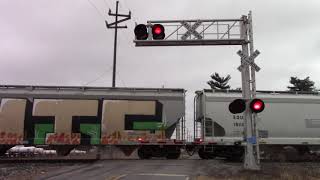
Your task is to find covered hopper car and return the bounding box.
[194,89,320,160]
[0,85,185,159]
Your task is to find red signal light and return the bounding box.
[250,99,265,113]
[152,24,165,40]
[154,27,162,34]
[253,101,262,110]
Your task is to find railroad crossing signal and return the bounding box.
[133,19,247,46]
[237,50,261,72]
[134,24,166,40]
[133,12,262,171]
[181,20,203,40]
[229,99,265,114]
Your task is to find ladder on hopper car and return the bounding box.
[195,121,202,140]
[175,117,186,141]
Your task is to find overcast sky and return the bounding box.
[1,0,320,132]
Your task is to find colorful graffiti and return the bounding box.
[0,98,164,145]
[46,133,81,145]
[0,132,23,144]
[0,99,26,145]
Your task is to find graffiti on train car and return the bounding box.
[101,100,163,144]
[0,99,26,144]
[0,98,164,145]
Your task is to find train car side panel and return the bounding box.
[0,99,26,145]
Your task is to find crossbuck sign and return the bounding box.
[181,20,203,40]
[237,49,261,72]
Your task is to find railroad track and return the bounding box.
[2,148,320,162]
[2,155,320,163]
[0,154,99,163]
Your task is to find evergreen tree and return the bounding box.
[207,73,231,90]
[287,76,315,92]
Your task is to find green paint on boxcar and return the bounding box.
[34,124,54,144]
[80,124,101,145]
[133,122,164,130]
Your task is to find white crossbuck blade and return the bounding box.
[181,20,203,40]
[237,49,261,72]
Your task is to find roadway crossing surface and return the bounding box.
[37,159,241,180]
[34,159,320,180]
[2,157,320,179]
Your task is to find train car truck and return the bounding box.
[194,89,320,161]
[0,85,185,159]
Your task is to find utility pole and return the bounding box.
[106,1,131,87]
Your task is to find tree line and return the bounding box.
[208,73,316,92]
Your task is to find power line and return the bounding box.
[106,0,138,23]
[118,0,128,12]
[103,0,112,9]
[120,0,139,22]
[86,0,106,20]
[82,67,113,86]
[116,71,126,87]
[86,0,130,88]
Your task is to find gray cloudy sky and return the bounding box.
[1,0,320,131]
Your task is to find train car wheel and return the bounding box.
[198,148,209,159]
[166,152,180,159]
[0,146,12,156]
[55,146,75,156]
[207,153,216,159]
[137,147,151,159]
[0,149,8,156]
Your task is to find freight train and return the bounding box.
[1,85,320,160]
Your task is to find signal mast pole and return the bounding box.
[106,1,131,87]
[240,15,260,170]
[248,11,261,164]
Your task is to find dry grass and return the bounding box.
[196,163,320,180]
